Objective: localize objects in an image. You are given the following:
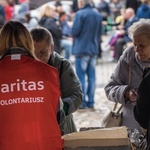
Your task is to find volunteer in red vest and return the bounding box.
[0,21,65,150]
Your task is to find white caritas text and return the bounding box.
[1,79,44,93]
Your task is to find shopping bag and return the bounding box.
[101,103,123,128]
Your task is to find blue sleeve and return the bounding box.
[71,13,83,37]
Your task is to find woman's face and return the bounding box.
[133,34,150,61]
[78,0,82,9]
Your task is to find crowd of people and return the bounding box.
[1,0,150,149]
[0,0,149,62]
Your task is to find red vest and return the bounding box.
[0,54,63,150]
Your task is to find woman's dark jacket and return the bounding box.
[39,16,62,54]
[134,68,150,150]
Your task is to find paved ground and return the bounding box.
[71,35,118,131]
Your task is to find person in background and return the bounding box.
[39,4,62,54]
[109,0,123,21]
[5,0,15,22]
[30,27,83,135]
[105,18,150,134]
[102,8,125,52]
[54,0,63,19]
[17,0,30,23]
[59,11,73,60]
[0,21,65,150]
[136,0,150,19]
[113,8,139,61]
[126,0,141,14]
[72,0,78,13]
[97,0,110,35]
[54,0,62,7]
[71,0,102,109]
[90,0,95,8]
[54,4,63,20]
[23,12,39,30]
[0,0,5,25]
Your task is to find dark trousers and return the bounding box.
[114,38,126,61]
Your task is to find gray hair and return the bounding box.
[78,0,91,7]
[128,19,150,39]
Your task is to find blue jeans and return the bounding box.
[61,39,72,60]
[75,56,97,108]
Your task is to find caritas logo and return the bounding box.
[0,79,44,93]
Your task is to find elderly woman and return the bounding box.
[133,19,150,149]
[104,19,150,134]
[0,21,65,150]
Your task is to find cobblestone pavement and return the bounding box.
[72,35,118,131]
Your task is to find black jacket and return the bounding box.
[39,16,62,54]
[134,68,150,149]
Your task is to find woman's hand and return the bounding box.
[125,89,137,102]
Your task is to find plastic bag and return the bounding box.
[128,128,147,150]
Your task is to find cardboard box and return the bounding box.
[64,147,130,150]
[62,126,130,150]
